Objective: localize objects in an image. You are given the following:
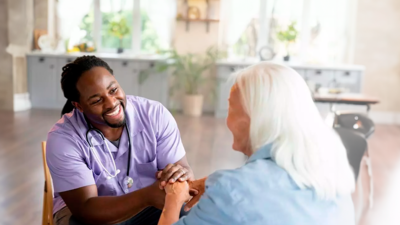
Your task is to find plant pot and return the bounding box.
[283,55,290,61]
[183,95,203,116]
[117,48,123,54]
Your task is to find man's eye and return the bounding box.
[91,99,101,105]
[111,88,118,93]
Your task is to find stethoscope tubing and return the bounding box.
[84,113,132,179]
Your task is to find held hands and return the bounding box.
[161,178,207,211]
[164,181,191,204]
[156,164,206,211]
[156,163,194,189]
[185,177,206,211]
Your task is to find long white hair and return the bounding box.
[232,62,355,200]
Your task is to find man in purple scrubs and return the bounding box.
[46,56,194,225]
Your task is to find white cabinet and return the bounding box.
[137,61,169,106]
[294,69,306,78]
[305,69,335,87]
[334,70,361,92]
[27,56,58,108]
[27,54,169,109]
[215,62,364,118]
[108,60,140,96]
[55,57,75,108]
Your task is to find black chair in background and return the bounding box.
[334,112,375,139]
[334,127,368,180]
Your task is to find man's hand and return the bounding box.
[184,177,207,211]
[156,163,194,189]
[144,181,166,210]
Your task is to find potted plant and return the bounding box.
[277,21,298,61]
[140,47,221,116]
[108,15,130,53]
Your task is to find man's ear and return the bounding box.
[72,101,83,112]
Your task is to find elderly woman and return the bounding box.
[158,62,355,225]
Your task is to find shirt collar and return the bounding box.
[247,143,273,163]
[125,97,144,137]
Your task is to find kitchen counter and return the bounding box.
[216,59,366,71]
[27,51,165,61]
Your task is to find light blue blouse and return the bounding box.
[174,144,355,225]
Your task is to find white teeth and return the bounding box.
[106,105,120,116]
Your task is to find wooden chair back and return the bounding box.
[42,141,54,225]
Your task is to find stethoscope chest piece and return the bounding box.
[123,176,134,193]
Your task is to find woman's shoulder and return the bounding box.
[206,159,297,192]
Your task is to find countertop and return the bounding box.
[216,59,366,71]
[26,51,165,61]
[26,51,365,71]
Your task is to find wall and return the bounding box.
[174,21,219,55]
[0,0,13,110]
[34,0,48,30]
[354,0,400,123]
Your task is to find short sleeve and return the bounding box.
[46,132,95,193]
[154,104,186,169]
[173,171,244,225]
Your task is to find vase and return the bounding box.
[283,55,290,61]
[183,95,203,116]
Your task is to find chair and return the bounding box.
[334,112,375,139]
[42,141,54,225]
[335,128,374,211]
[334,127,368,180]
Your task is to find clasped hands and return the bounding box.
[156,163,206,211]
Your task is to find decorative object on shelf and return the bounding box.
[277,21,298,62]
[177,0,220,32]
[139,47,224,116]
[34,29,48,50]
[259,46,276,61]
[187,6,201,20]
[107,15,131,54]
[67,42,96,53]
[38,35,55,53]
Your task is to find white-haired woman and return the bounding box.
[157,62,355,225]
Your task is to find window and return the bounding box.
[75,0,162,53]
[232,18,259,58]
[140,2,162,53]
[227,0,351,63]
[79,6,94,44]
[100,0,134,50]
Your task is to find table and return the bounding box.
[313,93,380,112]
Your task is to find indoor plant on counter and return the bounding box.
[108,15,131,53]
[140,47,220,116]
[277,21,298,61]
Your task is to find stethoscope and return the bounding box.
[85,113,134,193]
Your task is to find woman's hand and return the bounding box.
[185,177,207,211]
[158,181,190,225]
[164,181,191,204]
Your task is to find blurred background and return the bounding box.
[0,0,399,224]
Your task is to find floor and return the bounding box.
[0,109,399,225]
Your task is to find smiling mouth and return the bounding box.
[104,104,122,117]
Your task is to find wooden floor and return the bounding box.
[0,109,399,225]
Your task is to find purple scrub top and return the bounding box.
[46,96,186,214]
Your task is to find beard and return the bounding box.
[105,116,126,128]
[102,101,126,128]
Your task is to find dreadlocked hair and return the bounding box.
[60,55,113,116]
